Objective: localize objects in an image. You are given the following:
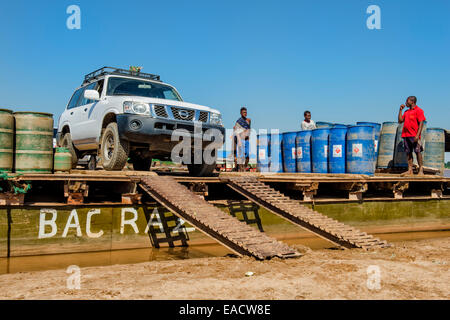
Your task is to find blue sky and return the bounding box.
[0,0,449,158]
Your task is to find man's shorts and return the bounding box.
[236,140,250,159]
[403,137,423,154]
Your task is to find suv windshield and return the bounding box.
[106,77,182,101]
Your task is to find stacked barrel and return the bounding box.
[346,125,375,175]
[0,109,14,172]
[256,132,283,173]
[423,128,445,175]
[296,130,312,172]
[14,112,54,173]
[328,125,347,173]
[256,133,270,172]
[0,110,72,174]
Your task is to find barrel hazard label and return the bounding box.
[296,147,303,159]
[258,149,266,160]
[324,145,328,157]
[291,147,296,159]
[332,145,342,158]
[352,143,363,157]
[374,139,378,152]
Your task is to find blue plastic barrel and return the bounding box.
[356,122,381,155]
[329,127,347,173]
[332,124,348,128]
[377,122,398,168]
[257,133,270,172]
[423,128,445,175]
[282,132,297,173]
[316,122,333,128]
[346,125,375,175]
[311,128,330,173]
[296,130,312,173]
[269,132,283,173]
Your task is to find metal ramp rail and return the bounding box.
[224,176,391,250]
[138,175,301,260]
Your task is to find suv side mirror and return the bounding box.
[84,89,100,101]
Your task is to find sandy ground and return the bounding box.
[0,237,448,300]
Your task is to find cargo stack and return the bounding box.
[377,122,398,169]
[14,112,54,173]
[258,119,444,176]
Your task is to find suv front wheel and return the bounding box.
[100,122,129,170]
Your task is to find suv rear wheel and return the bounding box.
[61,133,79,168]
[100,122,129,170]
[131,156,152,171]
[187,163,216,176]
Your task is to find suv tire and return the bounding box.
[61,133,79,169]
[100,122,129,170]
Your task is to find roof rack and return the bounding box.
[83,66,161,85]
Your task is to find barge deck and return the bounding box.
[2,170,449,206]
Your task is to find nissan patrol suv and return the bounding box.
[57,67,225,176]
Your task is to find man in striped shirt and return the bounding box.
[233,107,251,171]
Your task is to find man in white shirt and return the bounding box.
[301,110,316,130]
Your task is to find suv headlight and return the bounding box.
[123,101,151,115]
[210,112,222,125]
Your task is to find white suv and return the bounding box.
[57,67,225,176]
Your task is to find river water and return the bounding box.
[1,200,449,274]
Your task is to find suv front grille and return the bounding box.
[171,107,195,121]
[154,105,168,118]
[198,111,209,123]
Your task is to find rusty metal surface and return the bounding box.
[224,176,391,250]
[138,175,301,260]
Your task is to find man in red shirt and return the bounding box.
[398,96,426,175]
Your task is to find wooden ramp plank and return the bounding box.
[137,175,301,260]
[224,176,391,250]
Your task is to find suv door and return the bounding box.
[60,87,83,141]
[72,81,104,150]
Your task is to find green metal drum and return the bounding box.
[0,109,14,172]
[376,122,398,169]
[14,112,54,173]
[53,147,72,172]
[423,128,445,175]
[412,121,427,166]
